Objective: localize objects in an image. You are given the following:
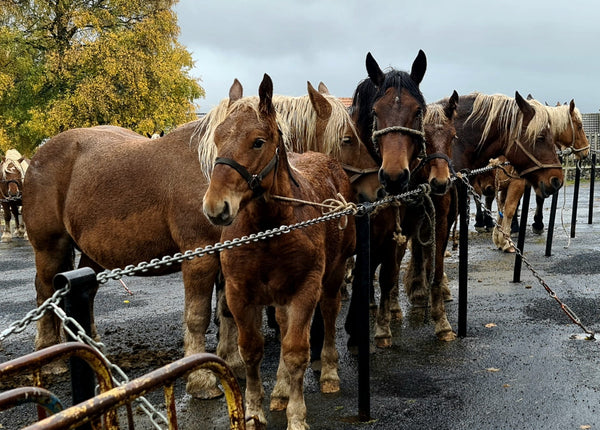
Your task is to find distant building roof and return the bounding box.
[338,97,353,108]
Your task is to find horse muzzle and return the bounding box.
[203,200,235,226]
[379,168,410,195]
[538,176,563,198]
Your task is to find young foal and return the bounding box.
[203,75,356,430]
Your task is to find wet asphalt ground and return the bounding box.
[1,181,600,429]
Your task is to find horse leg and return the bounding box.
[32,236,75,354]
[182,256,223,399]
[233,302,267,428]
[431,194,456,341]
[375,241,401,348]
[1,203,12,242]
[484,194,495,231]
[12,203,25,238]
[532,194,545,234]
[215,279,245,379]
[318,268,344,394]
[280,299,313,430]
[511,200,521,234]
[474,199,486,232]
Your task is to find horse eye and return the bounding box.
[341,136,352,145]
[253,138,265,149]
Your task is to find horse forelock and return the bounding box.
[529,99,583,144]
[197,96,291,179]
[381,69,426,108]
[424,103,449,128]
[2,149,27,179]
[468,93,549,150]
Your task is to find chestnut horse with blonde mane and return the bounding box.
[491,97,589,251]
[203,74,356,430]
[23,78,378,402]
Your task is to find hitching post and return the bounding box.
[589,153,596,225]
[55,267,98,427]
[457,179,468,338]
[545,190,559,257]
[512,185,531,282]
[355,211,371,421]
[570,163,581,238]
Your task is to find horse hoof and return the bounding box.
[186,382,223,399]
[321,379,340,394]
[375,337,392,348]
[246,416,267,430]
[270,396,288,411]
[503,247,516,254]
[442,293,454,302]
[437,330,457,342]
[532,225,544,235]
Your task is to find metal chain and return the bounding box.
[455,171,596,340]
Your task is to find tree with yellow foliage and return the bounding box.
[0,0,204,155]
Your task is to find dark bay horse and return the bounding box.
[1,149,29,243]
[23,80,377,401]
[203,74,356,430]
[344,51,461,347]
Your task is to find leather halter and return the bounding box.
[340,164,379,184]
[513,139,563,177]
[213,148,280,196]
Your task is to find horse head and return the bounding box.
[507,91,563,198]
[203,74,283,226]
[352,50,427,195]
[418,90,459,195]
[307,81,381,203]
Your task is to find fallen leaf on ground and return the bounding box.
[486,367,500,372]
[485,323,497,328]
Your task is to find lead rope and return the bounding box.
[271,193,358,230]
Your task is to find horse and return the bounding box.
[22,80,378,402]
[388,93,461,344]
[491,98,589,251]
[343,51,460,348]
[1,149,29,242]
[202,74,356,430]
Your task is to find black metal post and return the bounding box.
[545,191,559,257]
[513,185,531,283]
[571,163,581,238]
[457,180,468,338]
[55,267,98,427]
[589,153,596,225]
[354,213,371,422]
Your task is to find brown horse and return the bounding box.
[346,51,458,348]
[22,80,377,401]
[448,91,563,197]
[203,74,356,430]
[1,149,29,243]
[492,98,590,251]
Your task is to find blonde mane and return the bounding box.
[2,149,28,177]
[194,92,357,179]
[527,99,582,144]
[424,103,450,128]
[466,93,550,148]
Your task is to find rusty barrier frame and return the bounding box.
[0,342,117,428]
[22,352,245,430]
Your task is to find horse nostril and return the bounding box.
[219,201,230,222]
[551,177,563,191]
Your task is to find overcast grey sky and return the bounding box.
[173,0,600,114]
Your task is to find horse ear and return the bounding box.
[229,79,243,105]
[258,73,274,117]
[515,91,535,126]
[146,132,151,138]
[317,82,330,95]
[444,90,459,120]
[569,99,576,113]
[410,49,427,85]
[366,52,385,87]
[526,93,534,101]
[308,81,332,120]
[160,131,164,137]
